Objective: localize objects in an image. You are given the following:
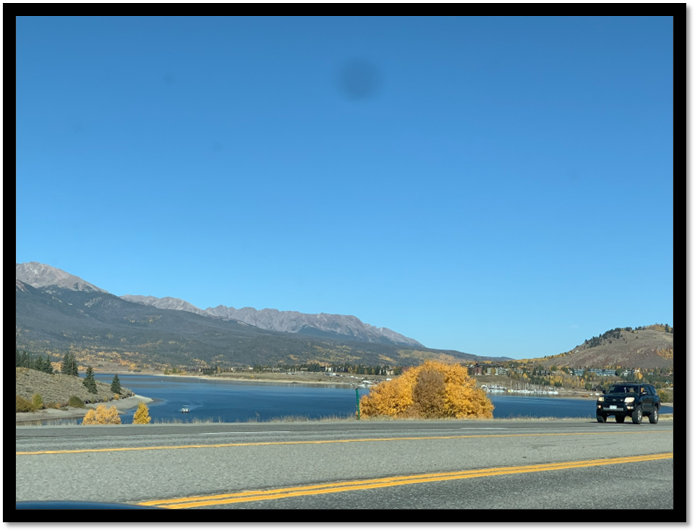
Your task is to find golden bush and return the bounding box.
[133,402,151,425]
[82,409,98,425]
[360,361,494,420]
[82,404,122,425]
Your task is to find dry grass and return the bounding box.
[17,418,80,426]
[151,416,225,424]
[264,414,357,423]
[150,414,358,424]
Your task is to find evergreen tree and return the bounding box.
[83,366,98,394]
[111,374,122,395]
[44,355,54,374]
[15,349,53,374]
[61,352,78,376]
[36,355,53,374]
[60,351,69,374]
[16,350,36,370]
[60,351,76,375]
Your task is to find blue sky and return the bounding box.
[16,16,674,359]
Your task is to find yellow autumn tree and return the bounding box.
[82,408,98,425]
[360,360,494,419]
[82,404,122,425]
[132,402,151,425]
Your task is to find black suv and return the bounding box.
[596,382,660,424]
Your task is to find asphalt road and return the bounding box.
[16,419,674,510]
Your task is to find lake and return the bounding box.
[76,374,671,425]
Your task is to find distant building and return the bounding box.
[468,364,483,376]
[571,368,620,377]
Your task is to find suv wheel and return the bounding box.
[649,408,659,424]
[597,414,607,423]
[632,407,643,424]
[615,414,625,423]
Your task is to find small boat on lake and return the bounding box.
[181,405,190,413]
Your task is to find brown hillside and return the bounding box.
[537,326,673,369]
[15,368,134,407]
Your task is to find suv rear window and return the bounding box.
[609,385,638,393]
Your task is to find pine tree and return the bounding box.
[111,374,122,394]
[16,350,34,370]
[16,349,25,368]
[83,366,98,394]
[61,352,70,374]
[62,352,78,376]
[37,355,53,374]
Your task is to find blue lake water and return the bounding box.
[75,374,670,425]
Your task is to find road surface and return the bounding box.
[16,419,675,510]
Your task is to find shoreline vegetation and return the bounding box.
[15,394,154,424]
[15,366,150,423]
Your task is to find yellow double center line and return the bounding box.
[138,452,673,509]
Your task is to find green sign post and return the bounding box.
[356,387,361,420]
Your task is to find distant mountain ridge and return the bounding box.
[16,262,423,349]
[204,305,423,347]
[119,296,422,347]
[16,262,107,293]
[120,295,211,318]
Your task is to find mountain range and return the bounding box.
[120,295,423,347]
[17,262,421,348]
[16,262,672,371]
[16,262,495,368]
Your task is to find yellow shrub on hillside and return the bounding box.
[657,348,673,359]
[360,361,494,419]
[82,404,122,425]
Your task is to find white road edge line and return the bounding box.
[201,431,293,435]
